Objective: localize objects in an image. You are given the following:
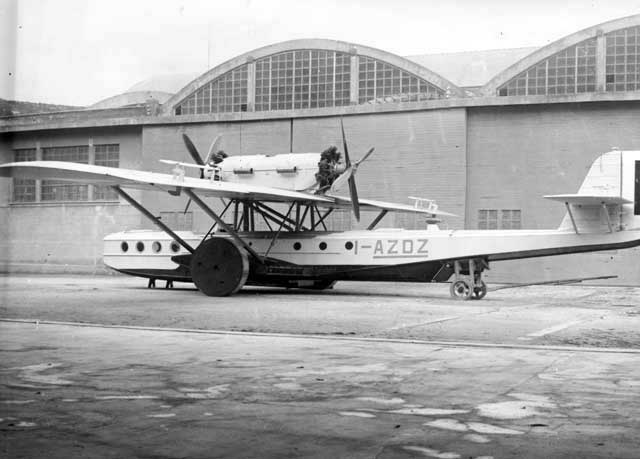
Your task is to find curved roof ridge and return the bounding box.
[482,14,640,95]
[163,38,464,113]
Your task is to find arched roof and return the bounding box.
[163,38,464,114]
[482,14,640,96]
[90,91,173,110]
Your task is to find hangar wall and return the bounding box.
[1,127,144,273]
[467,101,640,284]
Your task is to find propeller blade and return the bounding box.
[182,133,205,166]
[340,118,351,167]
[348,175,360,221]
[355,147,375,167]
[339,118,361,221]
[329,166,353,193]
[205,135,222,164]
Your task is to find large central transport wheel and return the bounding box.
[190,237,249,296]
[449,279,472,300]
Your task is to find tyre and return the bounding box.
[449,279,472,300]
[190,237,249,296]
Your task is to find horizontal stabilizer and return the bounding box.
[544,194,632,205]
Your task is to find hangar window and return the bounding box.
[41,146,89,201]
[500,210,522,229]
[12,148,37,202]
[498,38,597,96]
[478,209,522,229]
[94,144,120,201]
[358,56,445,104]
[605,26,640,92]
[11,143,120,204]
[478,209,498,230]
[255,50,351,111]
[175,65,249,115]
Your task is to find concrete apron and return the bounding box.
[1,321,639,459]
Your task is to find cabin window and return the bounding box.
[136,241,145,252]
[121,242,129,252]
[170,242,181,253]
[345,241,354,250]
[293,242,302,251]
[319,242,327,251]
[152,241,162,253]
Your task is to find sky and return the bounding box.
[2,0,640,106]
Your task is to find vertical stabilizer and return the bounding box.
[545,151,640,233]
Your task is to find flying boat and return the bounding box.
[2,121,639,299]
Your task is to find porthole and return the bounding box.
[170,241,180,253]
[293,242,302,251]
[345,241,354,250]
[319,242,327,251]
[152,241,162,253]
[136,241,145,252]
[120,241,129,252]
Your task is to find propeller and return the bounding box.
[182,133,206,179]
[181,133,209,213]
[329,119,375,221]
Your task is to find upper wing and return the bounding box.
[0,161,454,216]
[0,161,332,203]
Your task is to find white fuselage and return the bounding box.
[103,227,640,273]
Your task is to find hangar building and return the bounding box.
[1,15,639,285]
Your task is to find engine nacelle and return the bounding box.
[206,153,319,191]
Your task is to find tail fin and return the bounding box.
[544,150,640,233]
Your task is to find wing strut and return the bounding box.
[112,186,195,253]
[183,189,264,263]
[367,210,388,230]
[564,202,579,234]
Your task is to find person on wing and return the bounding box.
[315,146,341,191]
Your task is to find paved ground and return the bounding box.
[1,274,639,458]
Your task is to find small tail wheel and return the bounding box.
[450,279,472,300]
[471,280,487,300]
